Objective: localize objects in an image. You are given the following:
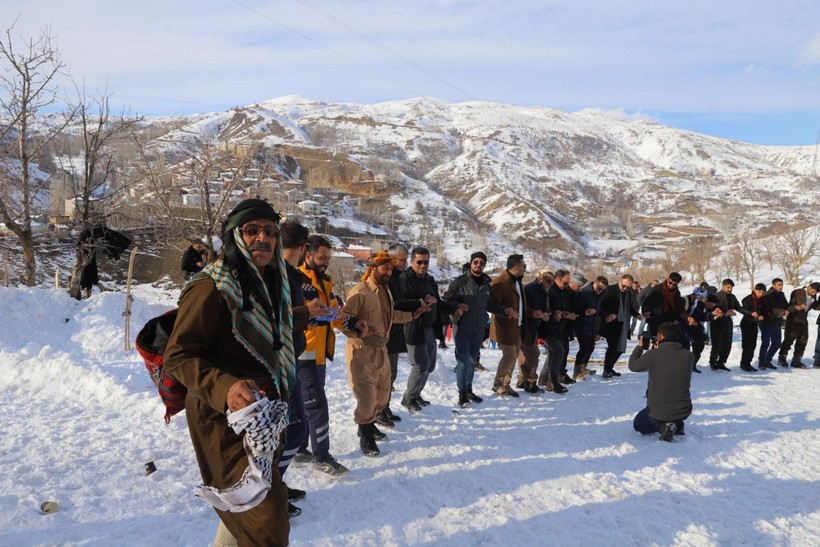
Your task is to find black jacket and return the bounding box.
[398,269,451,345]
[573,284,602,339]
[387,269,422,354]
[181,246,207,276]
[628,341,693,422]
[443,272,503,339]
[599,285,637,338]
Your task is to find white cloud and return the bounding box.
[798,33,820,67]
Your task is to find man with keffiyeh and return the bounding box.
[165,198,308,546]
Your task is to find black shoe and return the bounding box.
[401,398,422,412]
[740,365,757,372]
[439,341,448,349]
[777,355,789,368]
[414,396,431,407]
[375,410,395,428]
[358,424,380,457]
[467,391,483,403]
[358,425,387,441]
[515,381,526,389]
[792,362,808,369]
[658,422,677,442]
[526,383,545,394]
[458,390,471,408]
[288,502,302,518]
[287,486,306,502]
[384,406,401,422]
[692,366,702,374]
[560,373,576,385]
[602,371,614,379]
[610,370,622,377]
[758,359,775,370]
[712,364,731,372]
[551,382,568,394]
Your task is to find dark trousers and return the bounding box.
[633,407,686,434]
[574,334,596,367]
[739,321,759,367]
[780,322,809,359]
[602,326,624,373]
[386,352,400,408]
[559,332,571,374]
[709,318,733,366]
[297,360,331,462]
[686,325,707,365]
[279,376,308,478]
[538,336,564,385]
[758,324,782,361]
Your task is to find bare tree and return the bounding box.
[0,21,74,285]
[63,86,141,299]
[727,232,764,290]
[766,225,820,286]
[680,237,716,285]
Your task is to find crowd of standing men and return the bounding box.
[165,198,820,546]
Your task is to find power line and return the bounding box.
[293,0,477,101]
[227,0,474,101]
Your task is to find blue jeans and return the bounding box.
[758,324,782,361]
[633,407,659,434]
[297,360,331,462]
[453,333,482,391]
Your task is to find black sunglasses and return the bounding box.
[241,224,278,237]
[415,260,430,265]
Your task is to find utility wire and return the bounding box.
[228,0,473,101]
[293,0,477,100]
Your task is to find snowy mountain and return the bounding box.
[129,96,817,266]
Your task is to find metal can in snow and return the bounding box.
[144,461,157,475]
[40,501,59,514]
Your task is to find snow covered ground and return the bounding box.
[1,285,818,546]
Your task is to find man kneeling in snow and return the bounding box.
[628,321,693,442]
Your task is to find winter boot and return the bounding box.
[375,409,395,428]
[573,363,587,381]
[658,422,677,442]
[551,381,568,394]
[358,424,380,457]
[777,354,789,368]
[791,355,807,369]
[458,389,471,408]
[584,363,598,375]
[357,424,387,441]
[466,385,483,403]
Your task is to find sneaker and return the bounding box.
[314,455,349,477]
[467,391,483,403]
[401,398,422,412]
[288,502,302,518]
[292,450,314,466]
[495,385,520,397]
[658,422,677,442]
[474,361,487,372]
[287,486,306,501]
[375,410,395,428]
[414,396,431,407]
[560,373,576,385]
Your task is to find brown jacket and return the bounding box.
[342,276,414,345]
[491,270,537,346]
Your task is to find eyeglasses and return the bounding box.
[240,224,278,237]
[472,260,485,266]
[415,260,430,265]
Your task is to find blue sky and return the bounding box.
[5,1,820,145]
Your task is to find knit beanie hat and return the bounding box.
[470,251,488,263]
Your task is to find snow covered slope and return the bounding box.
[0,286,818,546]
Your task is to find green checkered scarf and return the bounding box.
[193,227,295,399]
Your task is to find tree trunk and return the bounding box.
[20,230,36,287]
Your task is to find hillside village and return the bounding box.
[3,96,820,290]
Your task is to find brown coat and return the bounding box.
[164,278,303,546]
[342,276,414,423]
[490,270,537,346]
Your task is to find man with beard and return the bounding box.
[342,252,429,456]
[443,251,505,406]
[758,278,788,369]
[777,282,820,368]
[490,254,545,397]
[642,272,688,341]
[547,269,574,385]
[294,235,348,476]
[398,247,448,411]
[710,278,755,372]
[518,269,566,394]
[377,243,419,427]
[572,275,607,381]
[181,239,208,280]
[164,199,295,545]
[739,283,769,372]
[600,274,641,379]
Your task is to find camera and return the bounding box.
[641,327,652,350]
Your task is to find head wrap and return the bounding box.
[223,199,281,234]
[362,251,397,281]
